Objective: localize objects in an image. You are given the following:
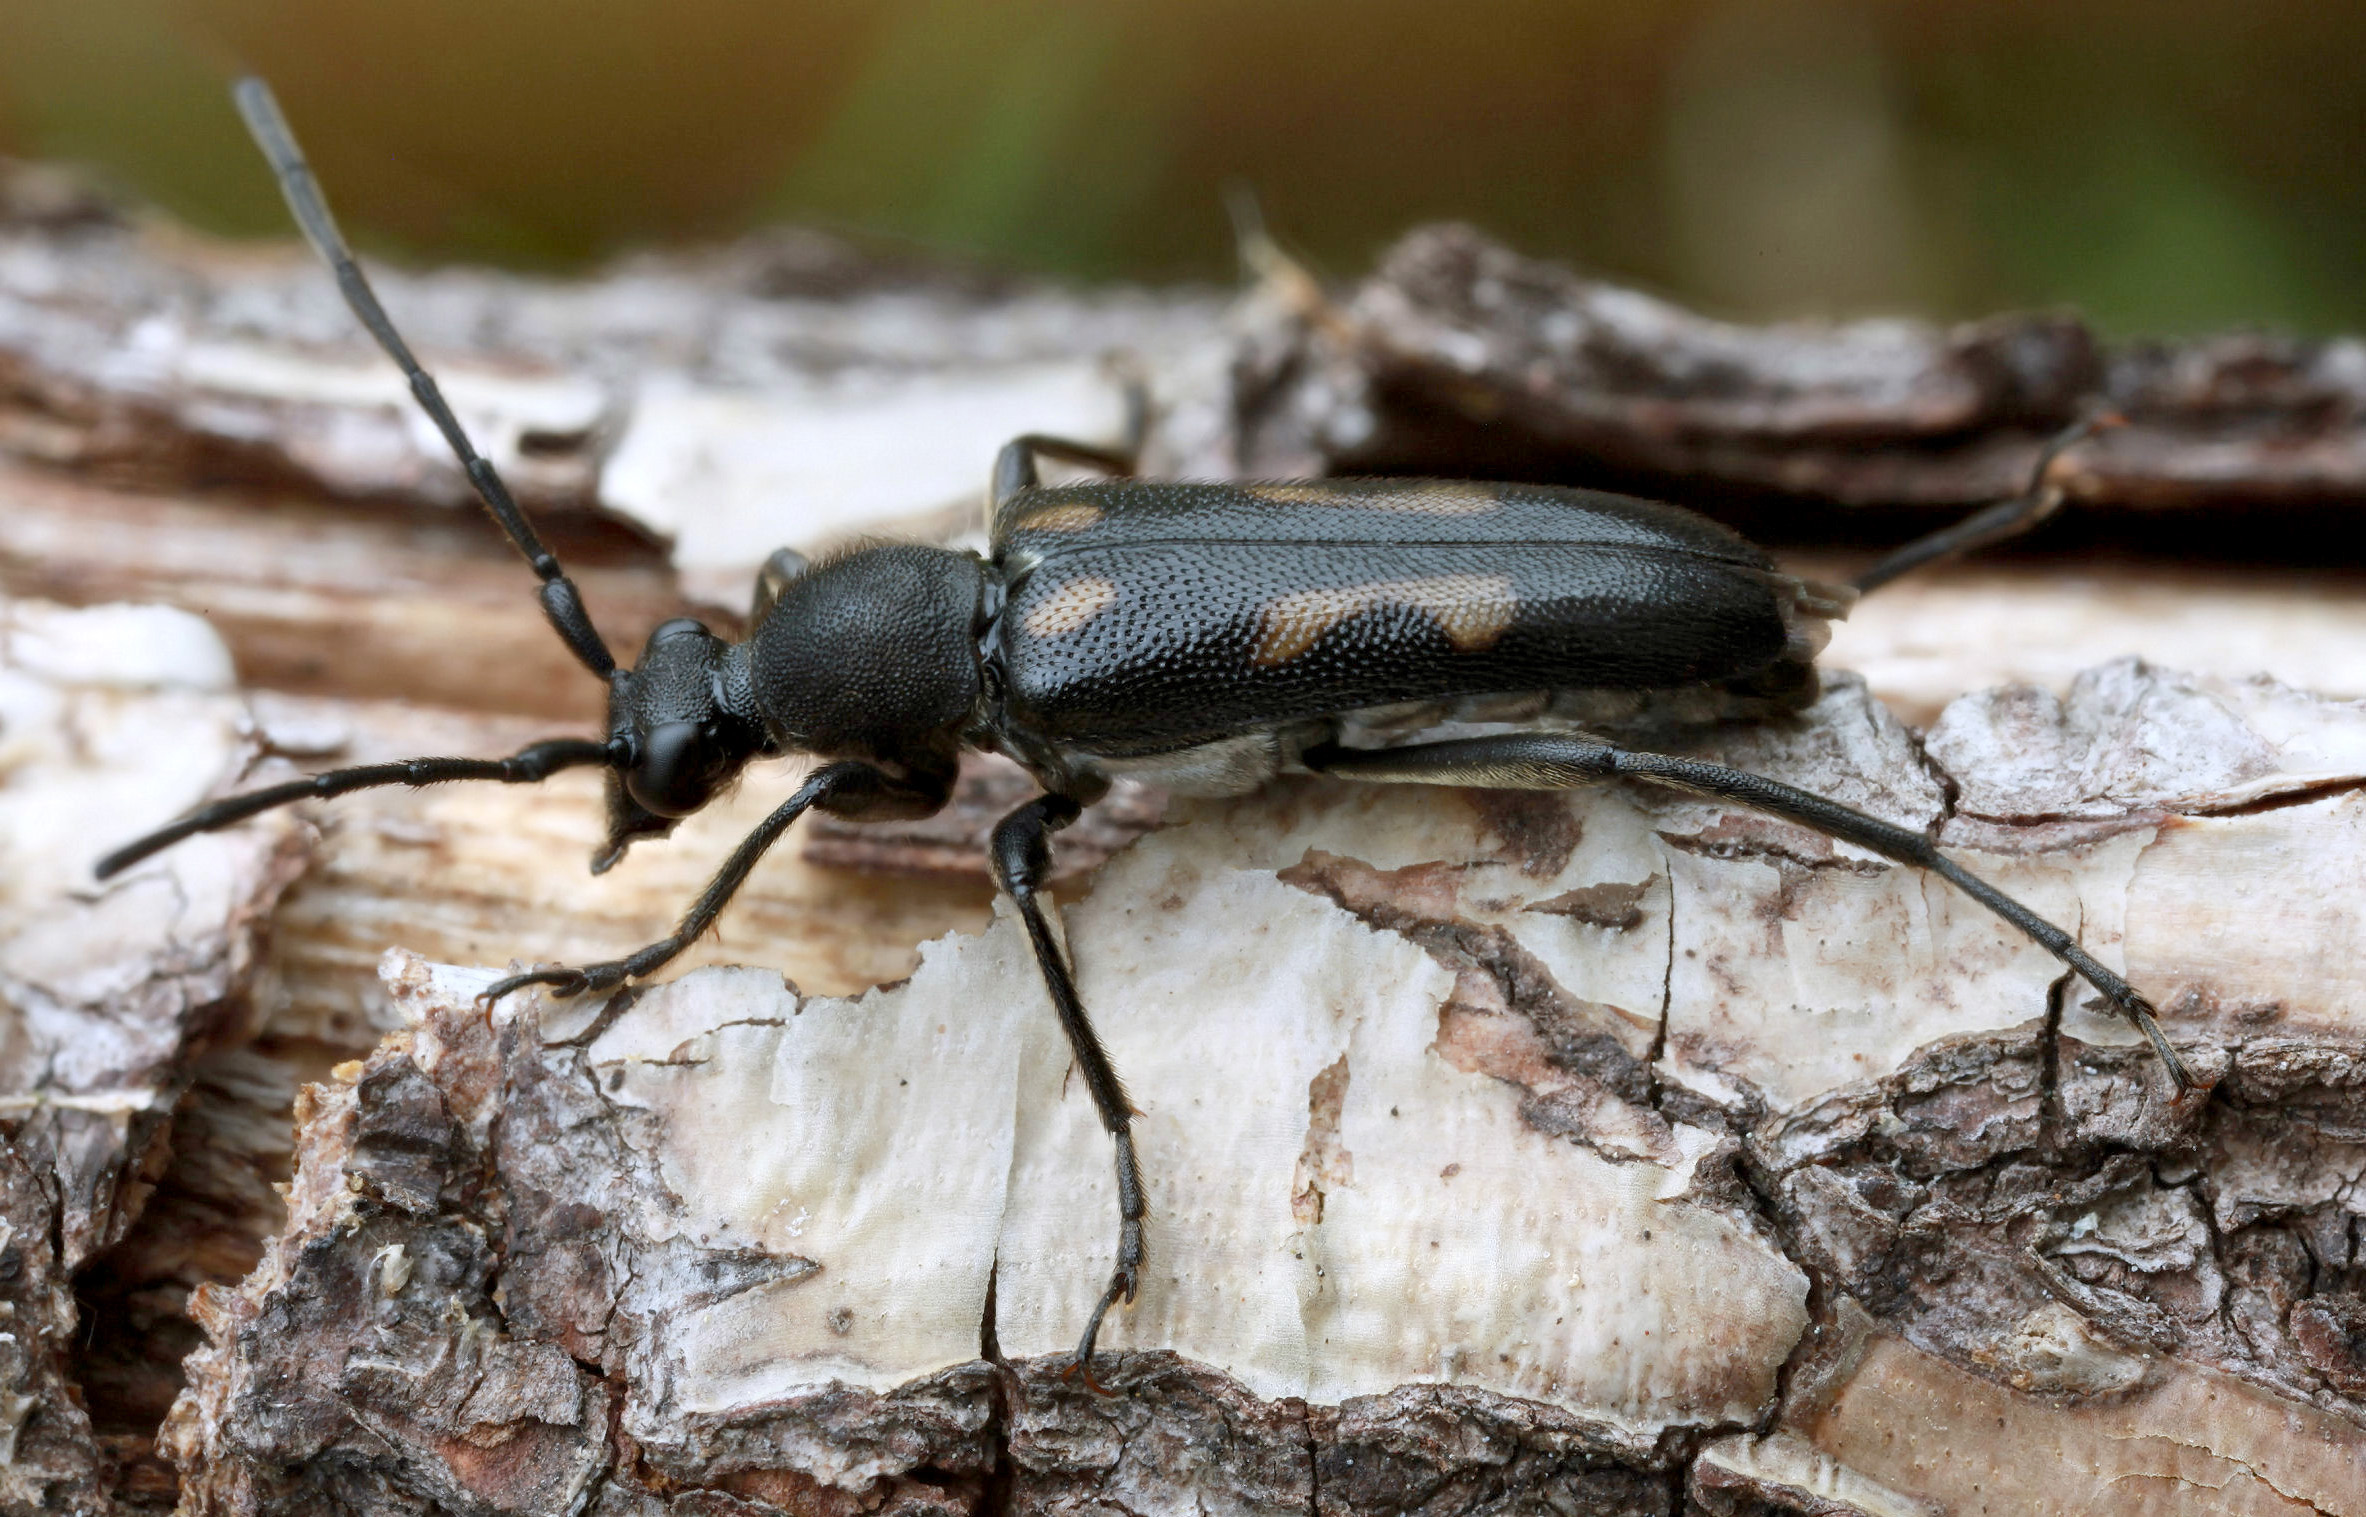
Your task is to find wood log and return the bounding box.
[1233,223,2366,514]
[163,665,2366,1515]
[1,166,2362,1512]
[0,599,305,1510]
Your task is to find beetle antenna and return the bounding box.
[1221,182,1346,341]
[231,78,617,680]
[94,737,622,880]
[1221,181,1276,283]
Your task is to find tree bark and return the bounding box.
[2,163,2362,1513]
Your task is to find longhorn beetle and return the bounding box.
[101,79,2196,1383]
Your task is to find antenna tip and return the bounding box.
[230,76,289,146]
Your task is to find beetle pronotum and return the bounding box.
[100,79,2195,1383]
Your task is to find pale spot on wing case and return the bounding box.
[1249,481,1502,515]
[1254,573,1517,665]
[1015,501,1105,533]
[1023,575,1121,637]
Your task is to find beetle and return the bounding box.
[100,79,2194,1382]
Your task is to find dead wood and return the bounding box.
[0,599,306,1509]
[163,666,2366,1516]
[0,165,2362,1514]
[1228,223,2366,515]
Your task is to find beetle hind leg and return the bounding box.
[1850,408,2122,594]
[991,793,1147,1385]
[1065,1124,1145,1388]
[1303,733,2195,1090]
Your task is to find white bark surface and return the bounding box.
[0,599,306,1508]
[157,664,2366,1516]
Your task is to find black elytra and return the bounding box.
[97,78,2198,1386]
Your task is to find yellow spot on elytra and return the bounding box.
[1248,483,1344,505]
[1248,481,1502,515]
[1015,501,1103,533]
[1022,575,1119,637]
[1254,573,1516,665]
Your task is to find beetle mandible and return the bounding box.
[100,79,2196,1382]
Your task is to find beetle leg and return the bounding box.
[749,546,812,625]
[1851,409,2122,594]
[988,381,1148,510]
[483,760,942,1004]
[1303,733,2195,1090]
[990,792,1146,1386]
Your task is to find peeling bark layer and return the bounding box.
[1232,223,2366,515]
[165,665,2366,1514]
[10,188,2366,726]
[0,599,306,1512]
[5,166,2366,1512]
[0,179,1218,604]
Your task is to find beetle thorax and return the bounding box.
[747,543,987,766]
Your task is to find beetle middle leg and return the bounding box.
[1303,732,2193,1088]
[991,791,1146,1384]
[989,375,1150,509]
[485,759,950,1003]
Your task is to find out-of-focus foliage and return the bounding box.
[2,0,2359,334]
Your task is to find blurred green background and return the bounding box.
[2,0,2361,334]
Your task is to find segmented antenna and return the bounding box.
[92,738,619,880]
[232,78,617,679]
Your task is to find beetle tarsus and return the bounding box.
[1065,1237,1139,1394]
[1850,406,2125,595]
[1067,1130,1146,1387]
[482,963,604,1004]
[1060,1350,1113,1397]
[2115,989,2195,1091]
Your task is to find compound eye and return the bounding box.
[648,617,708,644]
[624,720,713,818]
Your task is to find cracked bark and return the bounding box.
[1,159,2362,1513]
[154,665,2366,1517]
[1231,222,2366,516]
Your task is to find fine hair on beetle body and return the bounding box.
[99,77,2202,1389]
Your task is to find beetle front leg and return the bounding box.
[990,792,1146,1386]
[1304,733,2195,1090]
[484,760,946,1003]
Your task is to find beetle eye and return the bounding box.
[625,720,713,817]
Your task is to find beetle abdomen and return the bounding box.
[992,481,1839,756]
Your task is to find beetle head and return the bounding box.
[596,617,767,873]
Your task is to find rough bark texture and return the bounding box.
[1224,222,2366,511]
[158,666,2366,1517]
[1,159,2361,1513]
[0,594,313,1512]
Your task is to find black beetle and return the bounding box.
[100,79,2194,1380]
